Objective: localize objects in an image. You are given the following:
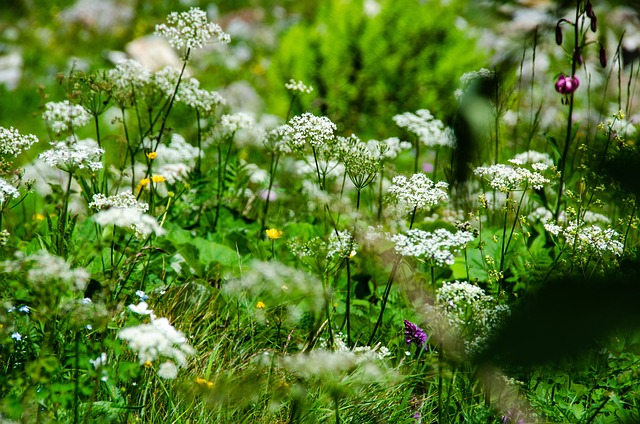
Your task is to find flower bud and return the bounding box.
[555,23,563,45]
[586,1,594,18]
[590,14,597,32]
[599,44,607,68]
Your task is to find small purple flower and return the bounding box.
[422,162,434,173]
[404,319,428,349]
[555,74,580,95]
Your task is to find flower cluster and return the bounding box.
[278,113,337,154]
[0,178,19,203]
[390,228,474,266]
[155,7,230,52]
[367,137,412,160]
[147,133,201,183]
[89,192,149,213]
[393,109,456,148]
[509,150,554,167]
[3,250,89,293]
[474,163,550,192]
[285,79,314,94]
[544,221,623,257]
[93,207,166,239]
[176,77,227,112]
[42,100,91,134]
[404,320,428,349]
[219,113,254,135]
[119,303,195,379]
[336,135,382,188]
[39,138,104,172]
[0,126,38,157]
[387,173,449,214]
[435,280,509,354]
[327,230,358,259]
[110,58,152,87]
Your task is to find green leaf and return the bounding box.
[165,225,239,276]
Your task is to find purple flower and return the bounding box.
[404,319,428,349]
[260,189,277,202]
[555,74,579,95]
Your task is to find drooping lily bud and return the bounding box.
[586,1,594,18]
[599,44,607,68]
[590,14,598,32]
[555,22,563,45]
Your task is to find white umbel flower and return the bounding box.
[155,7,230,52]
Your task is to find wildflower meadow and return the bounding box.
[2,0,640,423]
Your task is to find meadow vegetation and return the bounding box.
[1,1,640,423]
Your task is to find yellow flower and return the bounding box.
[265,228,283,240]
[33,213,45,221]
[256,301,266,309]
[139,178,150,187]
[151,175,166,183]
[146,151,157,160]
[196,378,215,388]
[144,361,153,368]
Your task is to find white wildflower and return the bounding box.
[387,173,449,214]
[118,315,195,379]
[155,7,230,52]
[474,163,549,192]
[0,178,19,203]
[108,59,152,91]
[89,192,149,213]
[0,126,38,156]
[390,228,474,266]
[177,77,226,112]
[393,109,456,148]
[2,250,89,292]
[42,100,91,133]
[327,230,358,259]
[285,79,313,94]
[93,207,166,238]
[278,113,337,153]
[39,138,104,172]
[157,361,178,379]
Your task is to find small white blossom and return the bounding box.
[0,126,38,156]
[327,230,358,259]
[118,315,195,379]
[42,101,91,133]
[0,178,19,203]
[393,109,456,148]
[278,113,337,153]
[89,352,108,369]
[39,138,104,172]
[390,228,474,266]
[220,112,254,134]
[2,250,89,292]
[89,192,149,213]
[387,173,449,214]
[157,361,179,379]
[285,79,313,94]
[177,77,226,112]
[474,163,549,192]
[93,207,166,238]
[108,59,152,91]
[155,7,230,52]
[128,301,154,316]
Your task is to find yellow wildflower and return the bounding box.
[146,151,157,160]
[151,175,166,183]
[265,228,283,240]
[256,301,266,309]
[139,178,150,187]
[144,361,153,368]
[33,213,45,221]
